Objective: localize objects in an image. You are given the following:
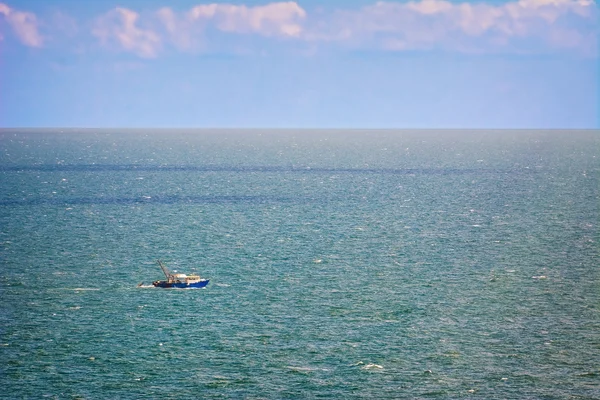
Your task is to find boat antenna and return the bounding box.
[157,259,171,279]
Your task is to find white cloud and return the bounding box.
[187,2,307,37]
[156,6,207,51]
[96,2,306,55]
[86,0,599,57]
[154,2,306,52]
[0,2,43,47]
[308,0,598,55]
[3,0,596,57]
[92,7,161,58]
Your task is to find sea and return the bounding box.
[0,129,598,399]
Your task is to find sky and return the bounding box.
[0,0,598,128]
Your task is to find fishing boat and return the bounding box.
[151,260,209,288]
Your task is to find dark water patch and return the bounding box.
[0,195,293,206]
[0,163,534,176]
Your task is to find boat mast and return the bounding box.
[157,260,171,280]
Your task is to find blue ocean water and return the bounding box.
[0,130,598,399]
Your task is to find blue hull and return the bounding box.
[153,280,209,288]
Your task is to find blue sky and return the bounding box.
[0,0,598,128]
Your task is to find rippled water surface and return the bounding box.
[1,130,599,399]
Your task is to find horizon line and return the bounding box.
[1,127,599,132]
